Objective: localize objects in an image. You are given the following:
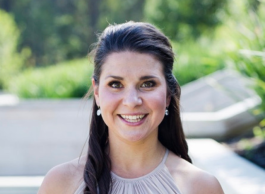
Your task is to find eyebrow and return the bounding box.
[105,76,123,80]
[105,75,159,80]
[139,75,158,80]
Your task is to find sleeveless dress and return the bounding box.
[74,149,182,194]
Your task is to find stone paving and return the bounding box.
[1,92,265,194]
[0,97,92,175]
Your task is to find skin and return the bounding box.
[93,51,170,177]
[38,51,224,194]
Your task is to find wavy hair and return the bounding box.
[83,21,192,194]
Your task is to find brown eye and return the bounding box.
[109,81,123,88]
[141,81,156,88]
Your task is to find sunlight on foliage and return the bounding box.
[7,59,93,98]
[221,0,265,138]
[0,9,29,89]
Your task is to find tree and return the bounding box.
[0,0,146,67]
[144,0,227,41]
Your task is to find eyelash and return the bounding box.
[108,80,156,89]
[108,81,123,88]
[141,81,156,88]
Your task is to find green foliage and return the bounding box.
[0,0,228,67]
[0,0,146,67]
[172,38,225,86]
[0,0,228,97]
[99,0,145,26]
[0,9,28,89]
[3,0,94,66]
[253,125,265,139]
[144,0,227,41]
[144,0,226,85]
[6,46,224,98]
[224,0,265,110]
[7,59,93,98]
[222,0,265,138]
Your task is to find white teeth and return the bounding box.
[120,114,145,122]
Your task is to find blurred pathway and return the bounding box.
[1,93,265,194]
[0,95,92,175]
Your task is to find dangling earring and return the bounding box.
[97,107,101,116]
[165,108,169,116]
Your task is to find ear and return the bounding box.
[166,94,171,107]
[92,78,100,107]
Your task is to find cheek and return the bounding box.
[98,89,121,117]
[98,87,118,104]
[146,91,168,111]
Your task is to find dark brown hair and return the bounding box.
[83,21,192,194]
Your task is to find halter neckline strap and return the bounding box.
[110,149,169,182]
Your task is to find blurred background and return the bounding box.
[0,0,265,193]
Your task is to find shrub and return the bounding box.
[172,38,225,86]
[7,58,93,98]
[226,1,265,110]
[0,9,28,89]
[223,0,265,135]
[7,41,226,98]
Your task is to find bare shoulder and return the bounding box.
[38,155,86,194]
[166,151,224,194]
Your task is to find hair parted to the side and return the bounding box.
[83,21,192,194]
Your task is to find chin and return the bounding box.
[121,132,149,142]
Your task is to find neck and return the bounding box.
[108,132,166,178]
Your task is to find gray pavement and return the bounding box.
[1,93,265,194]
[0,98,92,175]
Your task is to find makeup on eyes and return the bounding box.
[108,81,123,88]
[104,74,161,92]
[107,79,158,90]
[140,80,156,88]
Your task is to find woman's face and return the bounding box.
[93,51,170,143]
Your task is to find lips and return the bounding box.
[119,114,147,123]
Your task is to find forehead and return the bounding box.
[100,51,164,78]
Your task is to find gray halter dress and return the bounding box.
[74,149,182,194]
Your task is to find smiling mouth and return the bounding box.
[119,114,147,123]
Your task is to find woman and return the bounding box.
[38,21,224,194]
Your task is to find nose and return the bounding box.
[122,87,142,108]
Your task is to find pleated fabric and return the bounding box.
[74,150,182,194]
